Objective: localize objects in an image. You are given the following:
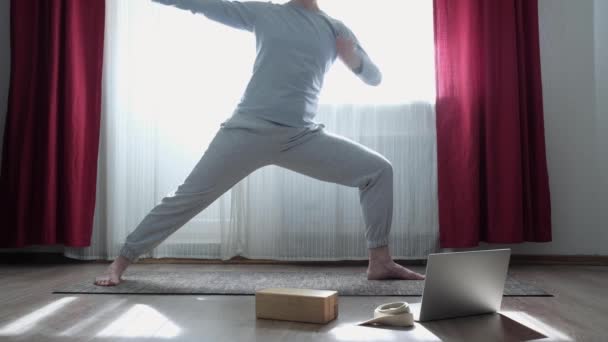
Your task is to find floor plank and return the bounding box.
[0,263,606,341]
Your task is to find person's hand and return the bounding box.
[336,35,362,71]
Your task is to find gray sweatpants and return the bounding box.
[119,114,393,262]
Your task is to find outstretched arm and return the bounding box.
[335,23,382,86]
[151,0,269,32]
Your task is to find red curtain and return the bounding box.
[0,0,105,247]
[433,0,552,247]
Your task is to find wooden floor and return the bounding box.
[0,262,606,342]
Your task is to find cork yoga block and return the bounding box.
[255,288,339,324]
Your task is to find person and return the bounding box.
[95,0,425,286]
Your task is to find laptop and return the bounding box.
[409,249,511,322]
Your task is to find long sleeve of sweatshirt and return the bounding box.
[334,21,382,86]
[151,0,268,31]
[151,0,380,85]
[150,0,383,127]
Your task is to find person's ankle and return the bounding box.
[110,256,131,271]
[368,245,392,264]
[117,255,131,263]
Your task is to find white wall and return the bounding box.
[0,0,606,255]
[0,0,9,165]
[529,0,607,254]
[482,0,608,255]
[595,0,608,189]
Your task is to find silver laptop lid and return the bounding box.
[418,249,511,321]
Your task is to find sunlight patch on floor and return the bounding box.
[0,297,77,336]
[329,322,440,341]
[57,299,127,337]
[95,304,181,339]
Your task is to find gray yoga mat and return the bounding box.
[53,270,551,296]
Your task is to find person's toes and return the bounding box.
[409,271,425,280]
[394,265,425,280]
[410,272,425,280]
[95,275,118,286]
[402,269,424,280]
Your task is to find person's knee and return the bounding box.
[376,159,393,187]
[360,158,392,190]
[378,158,393,177]
[384,159,393,173]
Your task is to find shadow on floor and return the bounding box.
[421,312,546,341]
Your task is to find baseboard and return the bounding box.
[510,255,608,266]
[0,252,89,264]
[133,256,428,266]
[1,252,607,266]
[134,255,608,266]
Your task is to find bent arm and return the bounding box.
[151,0,269,31]
[352,45,382,86]
[337,23,382,86]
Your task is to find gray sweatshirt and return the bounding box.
[152,0,382,127]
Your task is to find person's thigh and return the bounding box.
[176,123,274,197]
[118,122,276,262]
[273,128,392,187]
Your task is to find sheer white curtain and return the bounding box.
[64,0,438,261]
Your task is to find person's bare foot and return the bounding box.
[94,256,131,286]
[367,245,425,280]
[367,260,425,280]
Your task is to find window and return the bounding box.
[112,0,436,246]
[318,0,436,104]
